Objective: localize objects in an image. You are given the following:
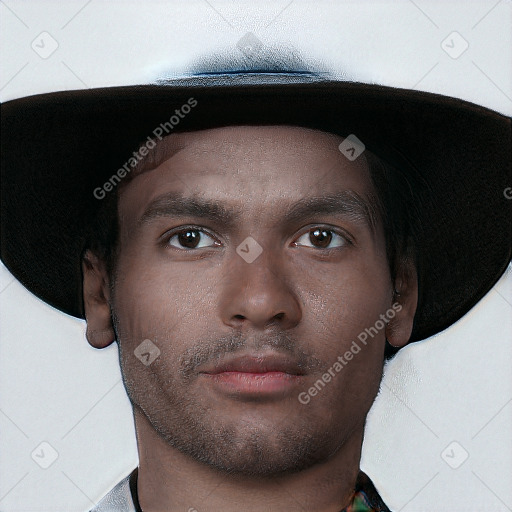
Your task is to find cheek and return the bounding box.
[298,251,392,336]
[112,253,219,349]
[296,262,390,421]
[293,248,392,406]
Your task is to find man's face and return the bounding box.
[111,125,394,476]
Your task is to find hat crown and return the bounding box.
[154,45,336,86]
[155,70,331,87]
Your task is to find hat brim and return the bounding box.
[1,81,511,342]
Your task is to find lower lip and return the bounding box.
[202,371,303,396]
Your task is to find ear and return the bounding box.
[82,250,116,348]
[385,254,418,348]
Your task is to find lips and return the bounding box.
[200,354,306,376]
[199,354,306,397]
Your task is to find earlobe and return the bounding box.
[385,256,418,348]
[82,250,116,348]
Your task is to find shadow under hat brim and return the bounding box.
[1,81,511,342]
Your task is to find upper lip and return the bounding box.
[200,354,306,375]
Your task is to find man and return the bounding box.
[1,63,510,511]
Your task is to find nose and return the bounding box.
[219,251,302,331]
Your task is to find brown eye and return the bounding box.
[178,230,200,248]
[309,228,332,248]
[168,229,218,249]
[294,227,346,249]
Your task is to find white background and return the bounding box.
[1,1,511,511]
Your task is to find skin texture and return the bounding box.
[83,125,417,511]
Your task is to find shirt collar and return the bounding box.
[128,467,390,511]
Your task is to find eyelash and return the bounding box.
[162,226,220,249]
[161,225,353,250]
[293,225,353,249]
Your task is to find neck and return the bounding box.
[134,409,363,512]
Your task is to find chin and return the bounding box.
[155,413,344,477]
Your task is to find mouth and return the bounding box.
[199,354,307,398]
[202,354,307,375]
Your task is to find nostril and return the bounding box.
[273,313,285,321]
[234,314,245,320]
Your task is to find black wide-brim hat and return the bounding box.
[1,71,511,343]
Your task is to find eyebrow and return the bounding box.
[139,192,238,227]
[282,192,380,231]
[138,191,379,231]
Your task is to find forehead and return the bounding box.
[119,125,376,221]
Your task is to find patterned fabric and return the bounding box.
[342,471,391,512]
[91,467,390,512]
